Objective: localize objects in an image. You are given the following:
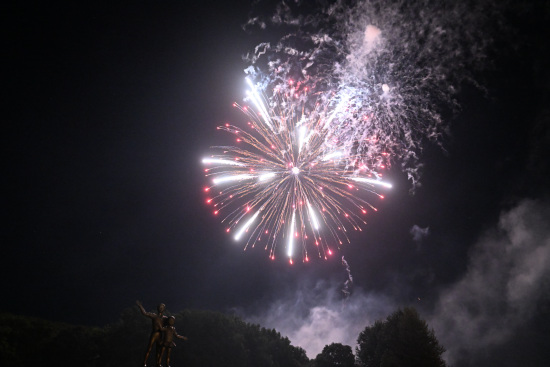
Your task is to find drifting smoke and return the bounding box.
[242,199,550,363]
[410,224,430,249]
[245,0,502,189]
[243,278,395,359]
[429,198,550,366]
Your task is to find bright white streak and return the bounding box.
[322,151,343,161]
[287,211,296,258]
[307,202,320,230]
[234,210,260,241]
[246,78,273,130]
[202,158,245,166]
[298,125,307,153]
[348,177,393,188]
[213,174,254,185]
[258,172,276,182]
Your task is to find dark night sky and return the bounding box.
[3,1,550,365]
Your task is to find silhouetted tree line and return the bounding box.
[0,306,446,367]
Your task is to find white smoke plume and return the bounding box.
[243,280,396,358]
[244,0,504,189]
[429,198,550,365]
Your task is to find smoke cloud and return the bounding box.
[410,224,430,247]
[244,279,396,358]
[429,198,550,365]
[242,199,550,364]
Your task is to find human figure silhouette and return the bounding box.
[157,316,188,367]
[137,300,167,366]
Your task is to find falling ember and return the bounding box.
[288,211,296,258]
[341,256,353,299]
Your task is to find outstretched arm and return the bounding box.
[176,333,188,341]
[136,300,148,316]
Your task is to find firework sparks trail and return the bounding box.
[244,0,500,189]
[203,78,392,263]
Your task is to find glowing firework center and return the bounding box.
[202,78,392,263]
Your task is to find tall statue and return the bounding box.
[157,316,188,367]
[137,300,167,366]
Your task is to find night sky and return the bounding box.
[4,1,550,366]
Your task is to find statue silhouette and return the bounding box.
[157,316,188,367]
[137,300,167,366]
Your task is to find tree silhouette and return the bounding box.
[356,307,446,367]
[313,342,355,367]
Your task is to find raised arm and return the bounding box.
[136,300,148,316]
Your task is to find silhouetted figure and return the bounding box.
[157,316,188,367]
[137,300,167,366]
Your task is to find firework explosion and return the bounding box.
[202,0,499,261]
[203,78,392,262]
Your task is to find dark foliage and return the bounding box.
[313,342,356,367]
[356,307,446,367]
[0,309,309,367]
[170,309,308,367]
[0,313,103,367]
